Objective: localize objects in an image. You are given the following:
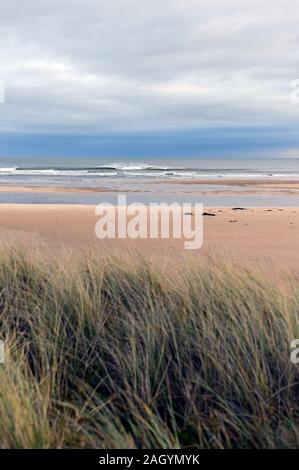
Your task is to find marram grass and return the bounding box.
[0,247,299,448]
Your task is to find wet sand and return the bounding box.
[0,185,112,193]
[153,179,299,189]
[0,204,299,272]
[1,179,299,195]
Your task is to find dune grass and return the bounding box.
[0,247,299,448]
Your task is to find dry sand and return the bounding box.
[0,204,299,272]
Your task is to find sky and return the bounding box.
[0,0,299,158]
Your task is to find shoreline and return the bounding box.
[1,178,299,190]
[0,185,112,193]
[151,178,299,189]
[0,179,299,197]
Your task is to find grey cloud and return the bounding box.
[0,0,299,134]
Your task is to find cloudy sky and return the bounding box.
[0,0,299,157]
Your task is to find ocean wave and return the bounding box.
[0,167,118,177]
[95,162,185,171]
[1,164,299,180]
[0,167,17,173]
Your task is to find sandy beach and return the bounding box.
[0,203,299,271]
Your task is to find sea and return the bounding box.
[1,156,299,206]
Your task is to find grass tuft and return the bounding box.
[0,248,299,448]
